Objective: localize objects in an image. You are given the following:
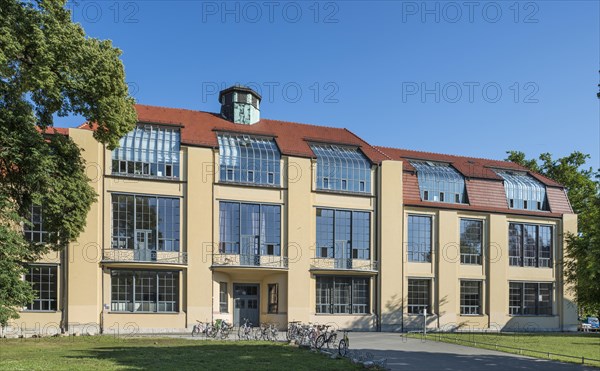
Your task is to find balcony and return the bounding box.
[310,258,378,273]
[102,249,188,265]
[212,253,288,269]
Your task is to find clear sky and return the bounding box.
[57,0,600,168]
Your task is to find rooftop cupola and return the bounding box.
[219,85,261,125]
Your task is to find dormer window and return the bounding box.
[410,161,467,204]
[495,170,548,211]
[112,124,180,179]
[217,133,281,186]
[311,144,371,194]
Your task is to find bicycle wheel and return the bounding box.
[191,326,199,337]
[206,325,217,338]
[338,339,348,357]
[328,334,337,348]
[237,326,244,340]
[286,328,293,341]
[315,334,326,350]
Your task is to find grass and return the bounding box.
[0,336,361,370]
[407,332,600,367]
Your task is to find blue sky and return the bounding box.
[58,0,600,168]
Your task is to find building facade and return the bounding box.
[10,86,578,336]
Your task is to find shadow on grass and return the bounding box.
[65,341,357,370]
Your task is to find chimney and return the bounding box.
[219,85,261,125]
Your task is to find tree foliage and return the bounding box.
[506,151,600,315]
[0,0,136,326]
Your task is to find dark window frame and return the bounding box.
[219,282,228,313]
[110,270,180,313]
[315,208,371,260]
[407,215,432,263]
[508,282,553,316]
[268,283,279,314]
[509,223,553,268]
[460,219,483,265]
[407,278,431,314]
[24,265,58,311]
[315,276,370,315]
[460,280,482,315]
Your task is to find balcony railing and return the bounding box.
[212,253,288,269]
[102,249,187,265]
[310,258,378,272]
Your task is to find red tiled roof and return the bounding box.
[115,105,388,163]
[36,127,69,136]
[377,146,564,188]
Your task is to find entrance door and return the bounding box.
[241,235,260,266]
[134,230,153,261]
[334,240,352,269]
[233,284,259,327]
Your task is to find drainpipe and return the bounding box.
[376,164,382,332]
[61,246,68,333]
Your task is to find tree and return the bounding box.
[0,0,136,326]
[506,151,600,315]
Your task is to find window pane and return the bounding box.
[316,276,333,314]
[523,225,537,267]
[538,283,553,315]
[408,215,432,262]
[112,125,180,179]
[460,219,482,265]
[25,266,57,311]
[218,134,281,186]
[509,282,522,315]
[539,226,552,268]
[408,279,430,314]
[268,284,278,314]
[496,170,547,211]
[311,144,371,193]
[509,223,522,266]
[316,209,334,258]
[411,161,467,204]
[219,282,228,313]
[460,281,481,315]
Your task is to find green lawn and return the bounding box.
[0,336,360,370]
[407,332,600,367]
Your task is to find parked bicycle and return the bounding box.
[238,318,253,340]
[338,330,350,356]
[191,320,215,337]
[286,321,302,341]
[209,319,232,340]
[315,325,337,350]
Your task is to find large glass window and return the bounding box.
[311,144,371,193]
[509,282,553,316]
[509,223,552,268]
[495,170,547,211]
[112,124,180,179]
[316,209,371,260]
[110,270,179,312]
[218,202,281,255]
[460,281,481,315]
[25,265,57,311]
[111,194,180,251]
[410,161,467,204]
[218,133,281,186]
[460,219,483,265]
[24,205,48,243]
[316,276,369,314]
[407,215,432,262]
[408,279,430,314]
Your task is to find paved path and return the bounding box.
[348,332,597,371]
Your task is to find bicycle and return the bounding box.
[212,319,232,340]
[315,325,337,350]
[286,321,302,341]
[191,320,214,337]
[338,330,350,356]
[238,318,253,340]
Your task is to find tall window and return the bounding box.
[407,215,432,262]
[218,133,281,186]
[509,223,552,267]
[111,270,179,312]
[316,209,370,260]
[407,279,430,314]
[460,281,481,315]
[316,276,369,314]
[24,205,48,243]
[219,282,228,313]
[509,282,553,315]
[111,194,180,251]
[311,144,371,193]
[268,284,279,314]
[112,124,180,179]
[460,219,483,265]
[219,202,281,255]
[25,265,57,311]
[410,161,467,204]
[495,170,547,211]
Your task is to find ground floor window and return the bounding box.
[219,282,228,313]
[268,284,279,314]
[509,282,553,315]
[111,270,179,312]
[25,265,57,311]
[407,279,431,314]
[460,280,481,315]
[316,276,369,314]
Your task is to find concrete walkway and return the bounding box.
[348,332,597,371]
